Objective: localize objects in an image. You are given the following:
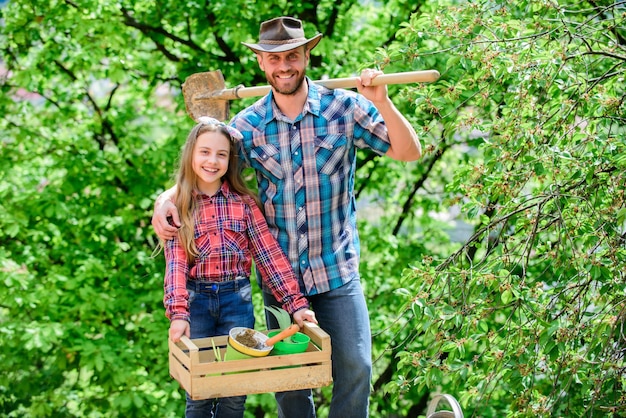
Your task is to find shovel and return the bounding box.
[228,324,301,357]
[182,69,440,121]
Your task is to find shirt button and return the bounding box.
[301,260,306,264]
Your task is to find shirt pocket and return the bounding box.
[315,134,349,175]
[250,143,284,182]
[194,220,216,258]
[221,219,249,255]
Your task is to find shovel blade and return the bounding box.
[182,70,230,122]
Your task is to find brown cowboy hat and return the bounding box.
[242,16,322,53]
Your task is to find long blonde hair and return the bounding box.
[175,122,261,264]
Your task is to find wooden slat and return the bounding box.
[169,351,192,393]
[169,338,192,370]
[301,322,331,352]
[191,350,330,375]
[188,364,333,400]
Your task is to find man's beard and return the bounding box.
[267,71,306,95]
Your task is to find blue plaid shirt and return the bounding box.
[231,79,391,295]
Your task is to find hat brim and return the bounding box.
[242,33,322,53]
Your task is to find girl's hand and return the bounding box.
[169,319,190,342]
[292,308,317,327]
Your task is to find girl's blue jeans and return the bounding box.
[184,277,254,418]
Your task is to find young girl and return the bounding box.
[163,117,316,418]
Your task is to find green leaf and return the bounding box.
[264,306,292,330]
[501,289,513,304]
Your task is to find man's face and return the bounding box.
[257,46,309,95]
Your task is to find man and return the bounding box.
[152,16,421,418]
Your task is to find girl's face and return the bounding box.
[192,131,230,195]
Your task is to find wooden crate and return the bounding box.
[169,322,332,400]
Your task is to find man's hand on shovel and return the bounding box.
[356,68,388,104]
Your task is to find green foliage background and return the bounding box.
[1,1,624,417]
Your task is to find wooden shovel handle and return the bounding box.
[221,70,441,100]
[265,324,300,346]
[314,70,441,89]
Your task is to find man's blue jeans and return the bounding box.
[185,278,254,418]
[263,278,372,418]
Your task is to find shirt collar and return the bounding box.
[192,180,235,199]
[264,77,322,123]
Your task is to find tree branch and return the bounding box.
[119,7,205,53]
[392,137,449,236]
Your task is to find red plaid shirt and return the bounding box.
[164,181,308,322]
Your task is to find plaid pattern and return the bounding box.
[163,181,308,322]
[232,80,391,295]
